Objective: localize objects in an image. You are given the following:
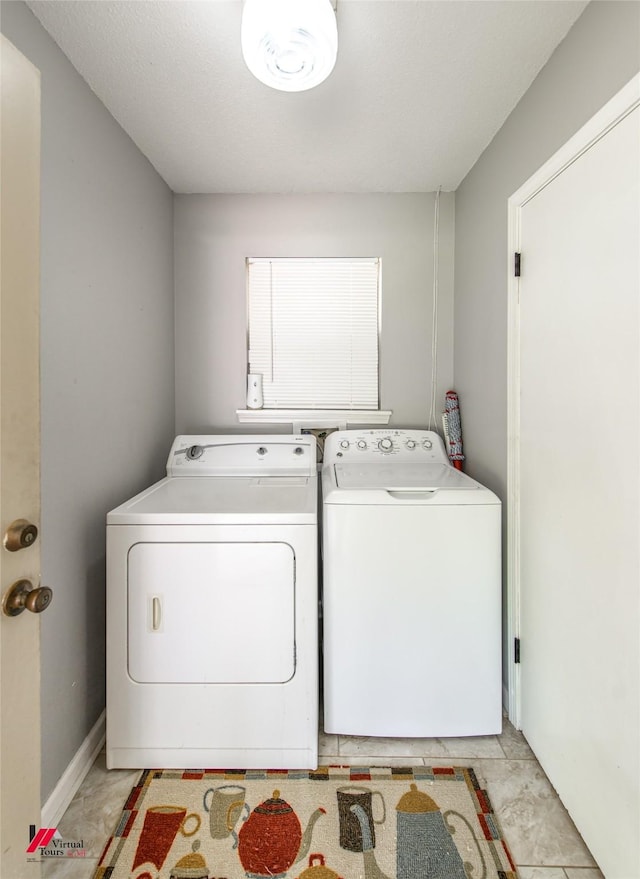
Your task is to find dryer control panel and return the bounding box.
[167,435,316,477]
[324,429,449,464]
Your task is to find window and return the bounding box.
[247,257,380,410]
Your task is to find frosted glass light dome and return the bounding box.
[241,0,338,92]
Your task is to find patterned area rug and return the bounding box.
[94,766,517,879]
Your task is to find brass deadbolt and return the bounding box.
[2,579,52,617]
[3,519,38,552]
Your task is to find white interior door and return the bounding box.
[0,35,43,878]
[509,80,639,878]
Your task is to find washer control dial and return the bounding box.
[378,437,393,452]
[406,439,417,450]
[340,440,350,449]
[357,440,368,450]
[422,439,433,450]
[186,444,204,460]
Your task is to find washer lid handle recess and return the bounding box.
[386,489,439,500]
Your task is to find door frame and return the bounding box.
[506,72,640,728]
[0,34,42,876]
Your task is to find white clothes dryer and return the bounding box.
[322,429,501,738]
[107,435,318,769]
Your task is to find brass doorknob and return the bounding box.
[2,579,52,617]
[3,519,38,552]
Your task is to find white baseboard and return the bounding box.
[41,709,106,827]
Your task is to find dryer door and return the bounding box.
[127,541,295,683]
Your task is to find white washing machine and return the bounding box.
[106,435,318,769]
[322,429,501,738]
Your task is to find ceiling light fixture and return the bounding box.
[241,0,338,93]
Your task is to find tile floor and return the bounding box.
[41,718,603,879]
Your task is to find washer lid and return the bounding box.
[334,462,476,490]
[324,462,500,505]
[107,475,317,525]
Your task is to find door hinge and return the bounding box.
[514,252,521,277]
[514,637,521,664]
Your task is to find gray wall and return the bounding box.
[174,193,454,433]
[454,0,640,687]
[455,0,640,495]
[1,2,176,804]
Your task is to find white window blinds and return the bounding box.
[247,258,380,410]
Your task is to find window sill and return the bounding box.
[236,409,392,426]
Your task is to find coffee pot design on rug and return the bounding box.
[93,767,518,879]
[236,789,326,877]
[395,783,487,879]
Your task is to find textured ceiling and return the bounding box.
[25,0,588,193]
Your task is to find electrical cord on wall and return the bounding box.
[428,187,441,432]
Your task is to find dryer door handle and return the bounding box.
[152,596,162,631]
